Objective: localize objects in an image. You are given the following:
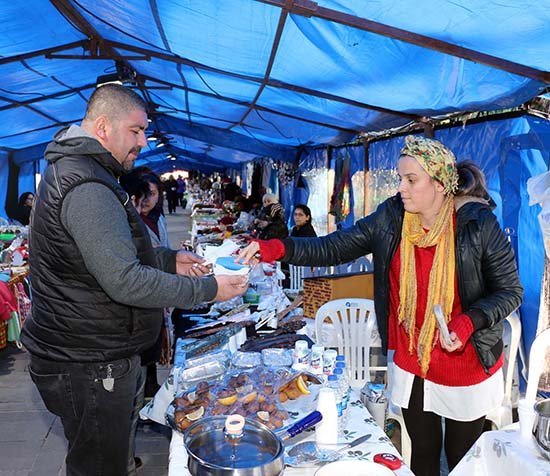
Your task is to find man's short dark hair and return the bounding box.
[85,84,147,121]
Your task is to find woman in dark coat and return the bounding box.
[14,192,34,225]
[239,136,523,476]
[290,204,317,238]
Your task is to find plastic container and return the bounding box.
[327,374,344,437]
[315,387,339,445]
[292,340,310,371]
[310,344,324,374]
[261,348,293,367]
[322,349,337,375]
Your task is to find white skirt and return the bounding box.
[390,362,504,422]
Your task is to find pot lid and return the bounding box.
[184,414,283,469]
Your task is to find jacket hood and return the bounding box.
[45,125,125,177]
[454,194,494,211]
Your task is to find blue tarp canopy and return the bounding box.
[0,0,548,178]
[0,1,549,359]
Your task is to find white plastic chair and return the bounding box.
[314,298,381,387]
[486,311,522,429]
[315,298,411,463]
[288,264,305,292]
[525,327,550,404]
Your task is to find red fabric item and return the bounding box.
[388,242,503,386]
[256,239,286,263]
[448,313,475,349]
[0,281,17,322]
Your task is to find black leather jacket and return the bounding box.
[283,194,523,372]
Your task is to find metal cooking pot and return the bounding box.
[534,398,550,460]
[183,411,321,476]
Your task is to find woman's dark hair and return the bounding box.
[294,204,312,222]
[142,173,164,217]
[119,174,150,203]
[455,161,489,198]
[18,192,33,207]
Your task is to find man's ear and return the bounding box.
[94,115,109,141]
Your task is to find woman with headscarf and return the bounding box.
[238,135,523,475]
[254,193,288,240]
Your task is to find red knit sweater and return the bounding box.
[388,242,503,386]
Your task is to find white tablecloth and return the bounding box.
[168,389,413,475]
[450,423,550,475]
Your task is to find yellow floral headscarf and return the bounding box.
[401,135,459,195]
[398,136,459,375]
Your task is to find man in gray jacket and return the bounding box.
[21,84,248,476]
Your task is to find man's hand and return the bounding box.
[176,250,210,276]
[214,275,249,302]
[236,241,260,266]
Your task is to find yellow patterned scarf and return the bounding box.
[398,195,456,375]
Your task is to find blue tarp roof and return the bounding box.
[0,0,548,173]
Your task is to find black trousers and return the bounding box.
[401,376,485,476]
[29,354,143,476]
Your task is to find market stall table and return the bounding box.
[449,423,550,475]
[168,389,413,475]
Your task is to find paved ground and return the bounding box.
[0,205,191,476]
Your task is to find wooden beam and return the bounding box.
[141,75,360,134]
[0,40,88,66]
[107,40,418,120]
[0,84,95,112]
[257,0,550,83]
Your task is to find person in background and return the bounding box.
[22,84,248,476]
[119,173,150,214]
[239,135,522,476]
[140,173,170,249]
[290,204,317,238]
[121,171,170,398]
[14,192,34,226]
[255,193,288,240]
[165,174,178,214]
[176,175,186,209]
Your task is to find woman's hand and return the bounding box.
[439,331,463,352]
[237,241,261,266]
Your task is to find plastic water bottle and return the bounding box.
[333,367,348,427]
[335,361,351,414]
[327,374,343,437]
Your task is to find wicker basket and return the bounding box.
[0,320,7,350]
[302,272,374,318]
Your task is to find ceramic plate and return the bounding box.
[314,460,394,476]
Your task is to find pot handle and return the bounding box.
[279,410,322,441]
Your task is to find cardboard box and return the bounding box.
[302,272,374,318]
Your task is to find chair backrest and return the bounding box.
[289,264,305,291]
[315,298,377,387]
[502,311,522,405]
[526,327,550,404]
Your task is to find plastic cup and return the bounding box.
[365,399,387,429]
[518,398,536,442]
